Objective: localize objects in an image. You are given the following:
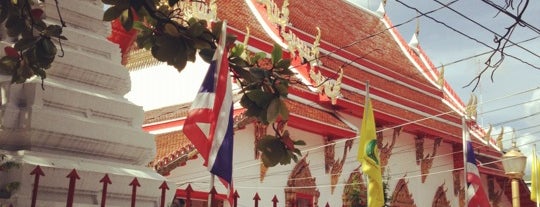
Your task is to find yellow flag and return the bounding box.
[357,89,384,207]
[531,148,539,203]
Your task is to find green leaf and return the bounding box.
[199,48,215,63]
[240,94,263,118]
[14,37,38,51]
[275,59,291,70]
[249,67,267,81]
[188,21,204,37]
[103,5,125,21]
[231,44,244,58]
[293,140,306,146]
[211,21,223,39]
[279,98,289,120]
[245,89,274,107]
[168,0,179,6]
[266,98,283,123]
[275,81,289,97]
[102,0,120,5]
[250,52,266,64]
[120,8,134,31]
[43,25,63,37]
[133,21,150,32]
[271,43,282,65]
[257,135,286,167]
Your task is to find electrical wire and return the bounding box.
[174,86,540,186]
[394,0,540,70]
[432,0,540,59]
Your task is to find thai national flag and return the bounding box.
[183,21,233,184]
[465,140,490,207]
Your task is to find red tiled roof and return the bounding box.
[144,103,191,125]
[150,130,197,175]
[217,0,273,44]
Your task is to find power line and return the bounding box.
[175,86,540,186]
[394,0,540,70]
[480,0,540,35]
[432,0,540,59]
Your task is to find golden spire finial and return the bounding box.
[415,14,420,36]
[437,65,445,88]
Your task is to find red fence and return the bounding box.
[9,165,332,207]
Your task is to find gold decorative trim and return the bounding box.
[453,170,465,207]
[324,137,335,174]
[417,136,442,183]
[390,177,416,207]
[378,127,400,173]
[414,135,424,165]
[329,139,353,194]
[256,0,343,105]
[285,154,320,207]
[488,175,504,207]
[169,0,217,22]
[342,167,367,207]
[432,183,450,207]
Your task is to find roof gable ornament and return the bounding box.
[465,94,478,120]
[408,16,420,52]
[256,0,343,105]
[375,1,387,17]
[173,0,217,22]
[437,65,445,89]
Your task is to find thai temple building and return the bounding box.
[115,0,537,207]
[0,0,533,207]
[0,0,172,207]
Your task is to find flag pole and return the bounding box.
[531,144,540,207]
[462,116,469,206]
[208,175,215,207]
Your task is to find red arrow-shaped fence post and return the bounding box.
[66,169,80,207]
[159,181,169,207]
[185,184,193,207]
[209,187,217,207]
[233,190,239,207]
[30,165,45,207]
[272,195,279,207]
[99,174,112,207]
[253,192,260,207]
[129,178,140,207]
[325,202,330,207]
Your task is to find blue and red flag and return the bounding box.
[465,140,490,207]
[183,21,234,203]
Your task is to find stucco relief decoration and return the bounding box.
[483,124,493,145]
[496,127,504,150]
[254,122,269,182]
[465,94,478,120]
[172,0,217,22]
[432,183,450,207]
[377,127,400,172]
[257,0,343,105]
[342,167,367,207]
[285,154,320,207]
[419,137,442,183]
[324,138,335,174]
[329,139,353,194]
[414,135,424,165]
[488,176,504,207]
[390,177,416,207]
[452,170,465,207]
